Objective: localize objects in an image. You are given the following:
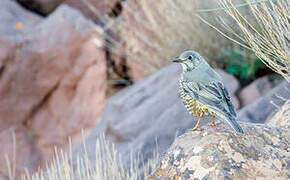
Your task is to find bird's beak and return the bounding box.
[172,58,183,63]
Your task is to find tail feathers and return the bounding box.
[226,117,244,134]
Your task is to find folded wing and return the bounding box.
[182,81,236,119]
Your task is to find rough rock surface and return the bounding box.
[0,0,106,176]
[238,81,289,124]
[74,64,241,168]
[238,76,273,107]
[150,123,290,180]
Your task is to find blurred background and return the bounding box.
[0,0,289,179]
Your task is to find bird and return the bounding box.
[173,50,244,133]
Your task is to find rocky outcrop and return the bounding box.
[0,0,106,176]
[150,123,289,180]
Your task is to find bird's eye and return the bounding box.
[188,55,193,60]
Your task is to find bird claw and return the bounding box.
[192,126,201,131]
[209,123,215,127]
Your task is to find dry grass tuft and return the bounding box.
[4,135,158,180]
[211,0,289,81]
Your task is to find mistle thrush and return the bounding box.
[173,50,244,133]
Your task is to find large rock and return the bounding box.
[238,76,273,107]
[238,81,290,124]
[74,65,241,170]
[0,0,106,176]
[150,123,289,180]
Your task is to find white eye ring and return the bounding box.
[188,55,193,60]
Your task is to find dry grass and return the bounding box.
[267,99,290,126]
[84,0,236,76]
[209,0,290,81]
[3,134,158,180]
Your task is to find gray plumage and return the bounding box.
[173,50,244,133]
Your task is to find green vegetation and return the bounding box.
[222,48,268,84]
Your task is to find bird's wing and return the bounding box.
[182,80,236,118]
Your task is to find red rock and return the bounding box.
[0,0,107,176]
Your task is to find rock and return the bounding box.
[74,64,242,170]
[64,0,121,21]
[0,1,107,176]
[150,123,289,180]
[266,100,290,126]
[237,81,290,124]
[238,76,273,107]
[0,0,42,42]
[17,0,65,15]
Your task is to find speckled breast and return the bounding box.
[179,80,212,117]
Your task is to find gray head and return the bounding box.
[172,50,205,72]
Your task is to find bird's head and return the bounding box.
[172,50,204,72]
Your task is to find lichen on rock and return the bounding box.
[150,123,289,180]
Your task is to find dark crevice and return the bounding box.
[108,1,123,18]
[15,0,49,17]
[0,65,5,81]
[22,81,60,126]
[104,30,133,87]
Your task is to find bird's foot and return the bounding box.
[192,126,201,131]
[209,122,215,127]
[209,115,215,127]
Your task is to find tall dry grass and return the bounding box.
[2,134,158,180]
[84,0,236,76]
[205,0,289,81]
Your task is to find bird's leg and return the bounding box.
[210,114,215,127]
[193,112,203,131]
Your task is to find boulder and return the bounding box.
[75,65,242,170]
[237,81,289,124]
[238,76,273,107]
[150,123,289,180]
[0,1,107,176]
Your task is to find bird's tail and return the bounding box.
[225,116,244,134]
